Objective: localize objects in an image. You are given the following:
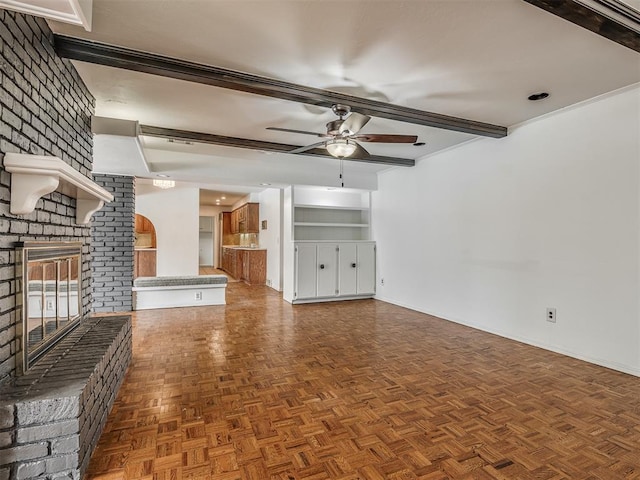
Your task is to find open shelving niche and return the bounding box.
[290,187,371,242]
[293,204,370,241]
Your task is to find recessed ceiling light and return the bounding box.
[528,92,550,101]
[260,183,271,186]
[413,142,426,146]
[156,174,170,178]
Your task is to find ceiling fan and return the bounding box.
[267,104,419,159]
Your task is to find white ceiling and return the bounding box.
[48,0,640,194]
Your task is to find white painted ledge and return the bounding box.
[3,153,114,225]
[0,0,93,31]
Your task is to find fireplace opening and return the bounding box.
[16,242,83,373]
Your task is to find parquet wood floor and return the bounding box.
[86,283,640,479]
[199,267,238,282]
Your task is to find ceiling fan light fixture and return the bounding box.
[326,138,357,158]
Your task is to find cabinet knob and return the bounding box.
[351,263,357,268]
[319,264,325,269]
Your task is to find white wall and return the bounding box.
[372,85,640,376]
[136,187,200,276]
[258,188,283,291]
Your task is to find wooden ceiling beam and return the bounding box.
[523,0,640,52]
[54,35,507,139]
[138,125,416,167]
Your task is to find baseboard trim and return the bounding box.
[374,294,640,378]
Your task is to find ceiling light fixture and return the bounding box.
[152,179,175,189]
[326,139,357,158]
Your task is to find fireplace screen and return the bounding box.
[16,242,82,373]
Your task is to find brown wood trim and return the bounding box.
[139,124,416,167]
[523,0,640,52]
[54,35,508,139]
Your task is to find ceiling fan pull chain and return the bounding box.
[340,158,344,188]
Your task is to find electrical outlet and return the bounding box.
[381,278,385,286]
[46,299,54,310]
[546,308,556,323]
[195,291,202,301]
[266,279,272,287]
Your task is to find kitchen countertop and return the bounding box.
[222,245,266,250]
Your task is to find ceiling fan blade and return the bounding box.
[351,134,418,143]
[351,143,370,159]
[288,140,327,154]
[266,127,328,137]
[339,112,371,135]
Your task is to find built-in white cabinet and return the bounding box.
[293,242,375,302]
[283,186,377,304]
[199,216,214,232]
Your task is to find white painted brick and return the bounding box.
[16,460,46,480]
[0,442,48,463]
[50,436,78,455]
[0,405,14,429]
[17,419,78,443]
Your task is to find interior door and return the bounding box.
[338,243,357,296]
[356,243,376,295]
[316,244,338,298]
[295,244,317,300]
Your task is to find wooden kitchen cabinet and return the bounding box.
[245,203,259,233]
[221,211,231,235]
[230,209,238,234]
[221,247,234,275]
[229,203,259,234]
[221,247,266,285]
[134,249,156,278]
[240,249,266,285]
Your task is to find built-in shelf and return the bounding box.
[3,153,114,225]
[293,203,370,241]
[294,222,368,228]
[294,204,369,211]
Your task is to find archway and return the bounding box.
[134,214,157,277]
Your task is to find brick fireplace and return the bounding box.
[0,10,134,480]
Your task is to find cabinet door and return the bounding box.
[230,210,237,234]
[234,250,243,279]
[138,250,157,277]
[338,243,357,296]
[241,251,249,281]
[221,212,231,235]
[247,250,266,285]
[356,243,376,295]
[247,203,259,233]
[317,244,338,298]
[295,244,317,299]
[221,250,228,272]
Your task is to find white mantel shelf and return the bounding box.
[3,153,114,225]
